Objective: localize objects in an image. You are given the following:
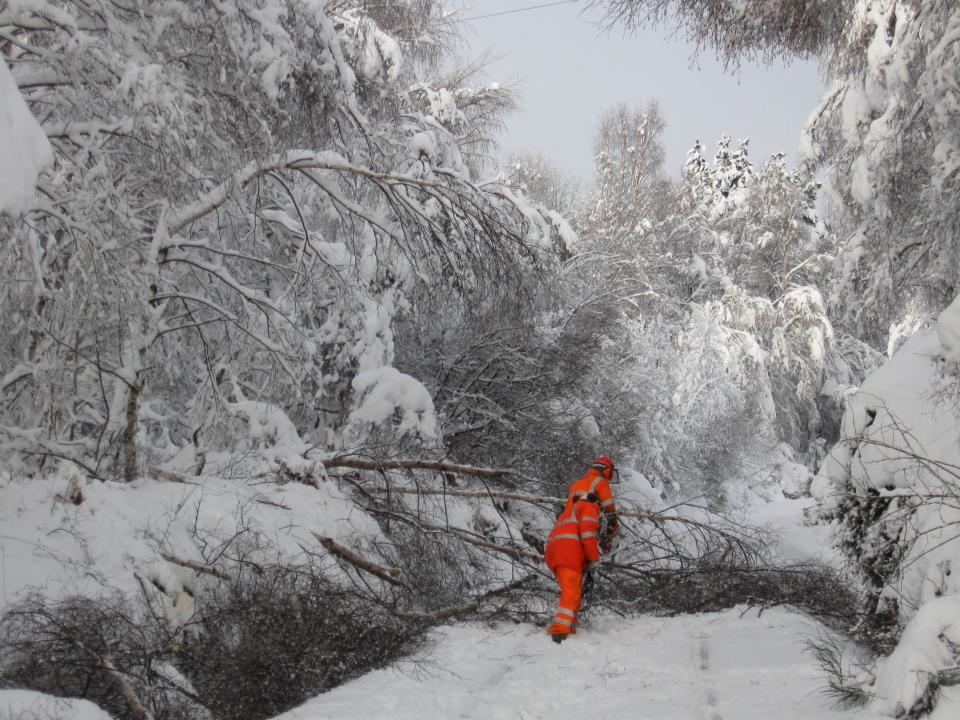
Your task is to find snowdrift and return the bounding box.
[0,59,52,215]
[812,297,960,717]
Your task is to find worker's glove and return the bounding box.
[585,560,599,572]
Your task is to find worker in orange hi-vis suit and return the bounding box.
[566,456,619,553]
[544,488,602,643]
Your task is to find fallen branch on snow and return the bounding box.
[147,466,195,484]
[312,532,403,586]
[363,506,545,565]
[160,553,232,582]
[319,456,516,487]
[399,573,539,624]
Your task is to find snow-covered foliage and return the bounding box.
[605,4,960,710]
[500,151,582,241]
[581,102,669,259]
[803,1,960,347]
[591,0,848,65]
[567,115,855,499]
[0,0,571,482]
[812,325,960,620]
[811,304,960,716]
[595,0,960,354]
[5,2,958,717]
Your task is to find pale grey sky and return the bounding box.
[453,0,827,182]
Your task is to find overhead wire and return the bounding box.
[462,0,580,22]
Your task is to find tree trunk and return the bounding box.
[122,379,142,482]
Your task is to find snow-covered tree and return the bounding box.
[501,151,581,220]
[806,0,960,347]
[0,0,569,481]
[580,103,669,259]
[593,0,960,350]
[591,0,848,65]
[590,6,960,712]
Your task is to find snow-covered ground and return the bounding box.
[274,607,883,720]
[0,690,112,720]
[0,469,947,719]
[751,496,835,565]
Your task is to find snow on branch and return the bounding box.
[319,455,515,485]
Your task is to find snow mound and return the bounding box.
[937,293,960,364]
[0,469,382,618]
[348,366,438,439]
[873,594,960,718]
[812,328,960,614]
[812,329,958,520]
[812,326,960,718]
[0,59,53,215]
[617,466,665,508]
[0,689,113,720]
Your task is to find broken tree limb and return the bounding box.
[940,666,960,687]
[160,553,232,582]
[521,527,546,555]
[362,485,760,574]
[401,573,539,624]
[255,497,293,510]
[147,466,195,484]
[366,485,560,505]
[97,654,155,720]
[443,526,543,563]
[34,607,155,720]
[312,532,403,585]
[363,484,756,548]
[319,457,516,487]
[363,507,545,564]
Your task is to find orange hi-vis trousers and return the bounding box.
[547,566,582,636]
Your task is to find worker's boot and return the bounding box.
[551,634,568,644]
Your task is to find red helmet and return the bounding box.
[590,456,614,479]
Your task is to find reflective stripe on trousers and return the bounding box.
[548,565,582,636]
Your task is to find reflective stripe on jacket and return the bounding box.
[544,497,601,573]
[566,469,617,515]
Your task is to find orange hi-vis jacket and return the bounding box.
[544,496,601,574]
[566,468,617,517]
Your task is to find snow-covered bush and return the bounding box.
[181,562,420,720]
[0,563,422,720]
[811,302,960,715]
[1,592,199,720]
[812,324,960,639]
